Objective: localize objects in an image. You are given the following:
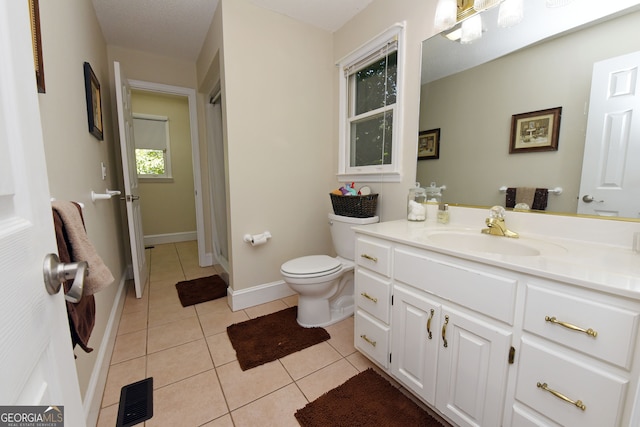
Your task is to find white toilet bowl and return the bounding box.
[280,213,379,327]
[280,255,354,327]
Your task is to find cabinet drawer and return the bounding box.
[355,309,390,369]
[394,247,517,324]
[355,269,391,323]
[355,237,391,277]
[515,338,628,427]
[524,283,640,369]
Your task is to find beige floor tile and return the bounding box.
[325,315,356,357]
[295,358,358,402]
[147,339,213,388]
[346,350,376,372]
[150,269,185,283]
[102,357,146,407]
[199,309,249,337]
[117,309,148,335]
[230,383,307,427]
[95,403,118,427]
[110,330,147,364]
[183,266,217,280]
[122,283,149,314]
[281,294,298,307]
[148,299,196,328]
[195,297,233,316]
[244,300,288,319]
[279,342,342,380]
[147,316,204,354]
[216,360,292,411]
[206,332,237,367]
[202,414,234,427]
[146,370,227,427]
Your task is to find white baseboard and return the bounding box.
[144,231,197,246]
[83,267,129,427]
[227,280,296,311]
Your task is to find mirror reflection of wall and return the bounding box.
[418,8,640,215]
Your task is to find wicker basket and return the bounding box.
[329,193,378,218]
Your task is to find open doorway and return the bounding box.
[128,79,209,267]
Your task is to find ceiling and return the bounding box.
[92,0,374,61]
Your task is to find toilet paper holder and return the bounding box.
[243,231,272,246]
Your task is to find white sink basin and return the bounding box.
[424,230,567,257]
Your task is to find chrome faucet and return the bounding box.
[481,206,519,238]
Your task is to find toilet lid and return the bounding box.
[281,255,342,276]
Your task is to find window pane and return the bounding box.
[350,110,393,167]
[135,149,165,175]
[354,51,397,115]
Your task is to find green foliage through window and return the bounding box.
[135,149,165,175]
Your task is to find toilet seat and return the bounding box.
[280,255,342,279]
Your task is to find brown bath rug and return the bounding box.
[227,306,330,371]
[176,275,227,307]
[295,368,448,427]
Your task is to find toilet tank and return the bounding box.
[329,213,379,261]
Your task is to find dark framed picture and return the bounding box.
[83,62,103,140]
[418,128,440,160]
[509,107,561,153]
[29,0,45,93]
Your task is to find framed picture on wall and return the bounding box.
[418,128,440,160]
[83,62,103,140]
[509,107,561,153]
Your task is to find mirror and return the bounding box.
[418,1,640,219]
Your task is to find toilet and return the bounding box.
[280,213,379,327]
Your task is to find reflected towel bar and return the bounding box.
[499,186,562,195]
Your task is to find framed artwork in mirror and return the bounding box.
[509,107,561,153]
[418,128,440,160]
[83,62,103,140]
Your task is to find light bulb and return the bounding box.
[498,0,524,28]
[434,0,457,32]
[460,14,483,44]
[473,0,501,11]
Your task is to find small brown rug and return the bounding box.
[227,306,330,371]
[295,368,447,427]
[175,275,227,307]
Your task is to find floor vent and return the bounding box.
[116,377,153,427]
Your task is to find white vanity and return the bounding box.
[352,207,640,426]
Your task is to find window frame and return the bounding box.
[133,113,173,181]
[337,23,405,183]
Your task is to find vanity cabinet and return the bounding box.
[392,247,513,427]
[353,229,640,427]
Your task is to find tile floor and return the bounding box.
[96,240,383,426]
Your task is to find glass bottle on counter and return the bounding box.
[425,182,442,223]
[407,184,427,221]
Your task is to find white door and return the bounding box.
[114,61,148,298]
[0,1,83,424]
[578,50,640,218]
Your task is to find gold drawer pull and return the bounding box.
[426,309,434,339]
[441,315,449,348]
[545,316,598,338]
[360,292,378,303]
[360,254,378,263]
[360,334,377,347]
[537,382,586,411]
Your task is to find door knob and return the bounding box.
[43,253,88,303]
[582,195,604,203]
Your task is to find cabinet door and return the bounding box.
[436,305,512,427]
[391,284,441,405]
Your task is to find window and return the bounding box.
[338,24,404,182]
[133,114,172,179]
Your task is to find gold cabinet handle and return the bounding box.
[426,309,434,340]
[360,254,378,263]
[441,315,449,348]
[537,382,586,411]
[545,316,598,338]
[360,334,377,347]
[360,292,378,303]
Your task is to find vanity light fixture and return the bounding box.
[545,0,575,7]
[434,0,457,32]
[497,0,524,27]
[461,14,483,43]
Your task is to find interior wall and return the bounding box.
[37,0,126,400]
[417,10,640,213]
[131,91,197,237]
[332,0,435,222]
[197,0,335,292]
